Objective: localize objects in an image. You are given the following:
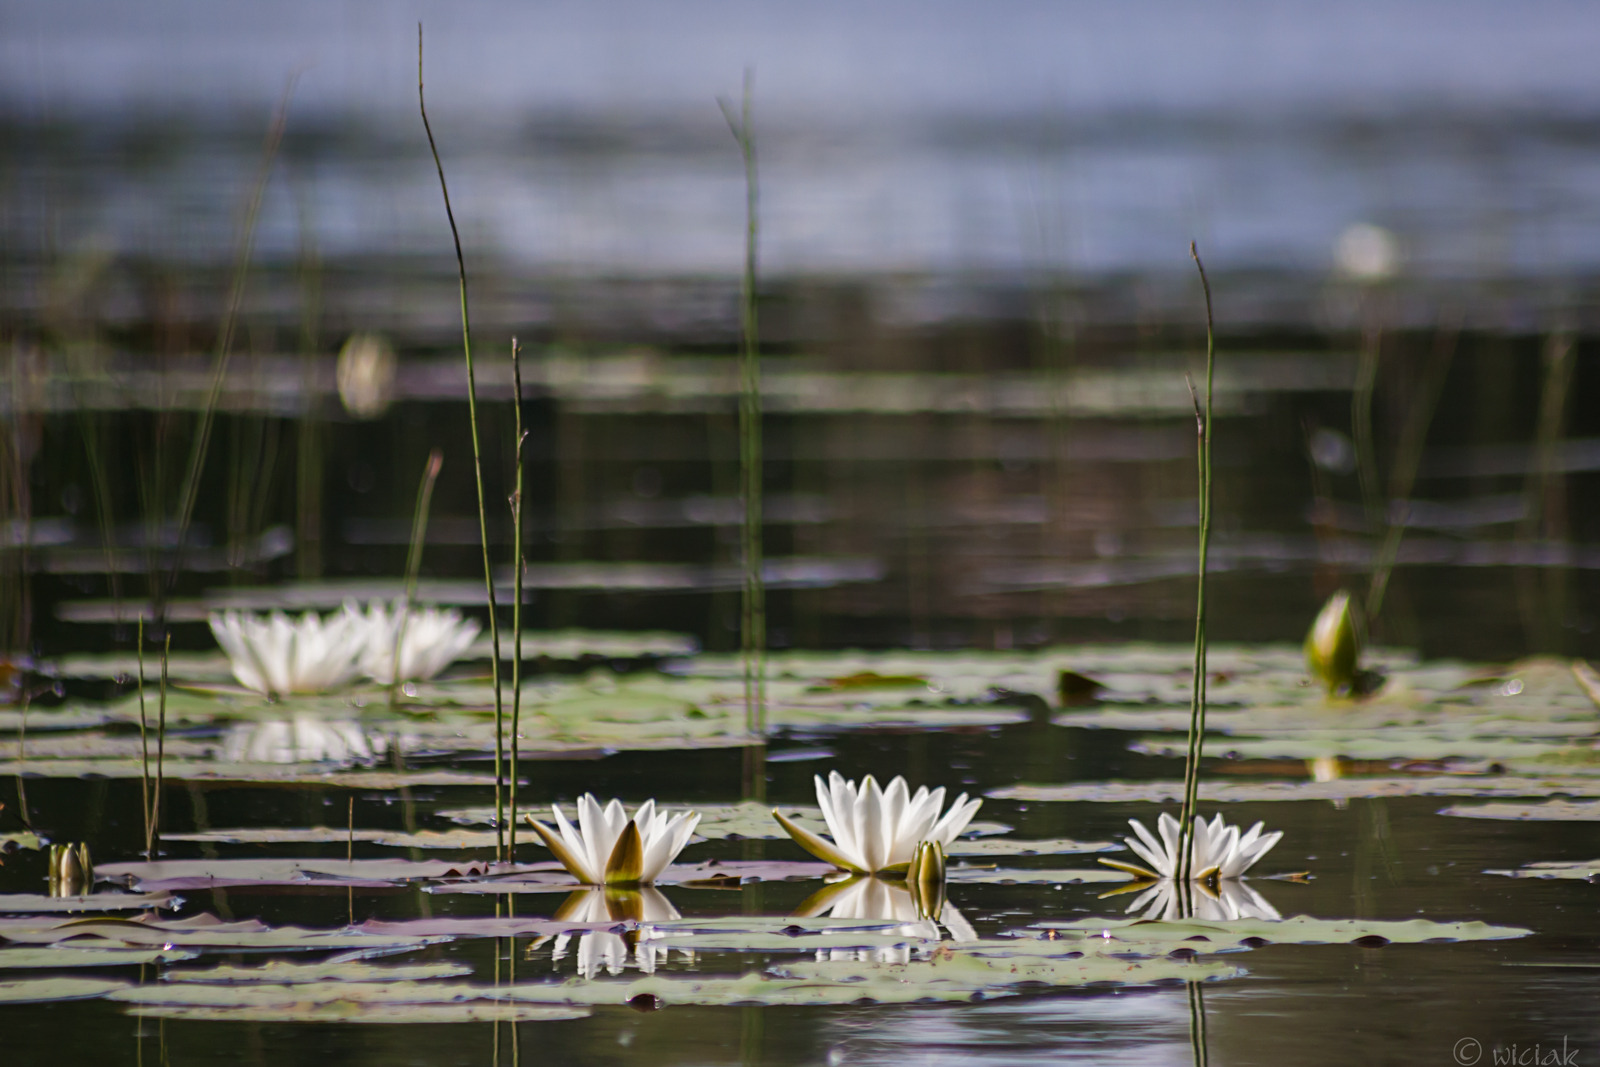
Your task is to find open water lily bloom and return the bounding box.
[774,772,982,875]
[527,796,701,886]
[358,601,480,684]
[209,607,369,697]
[1100,811,1283,883]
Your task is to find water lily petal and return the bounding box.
[773,810,868,874]
[528,818,600,886]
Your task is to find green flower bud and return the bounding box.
[1305,590,1362,695]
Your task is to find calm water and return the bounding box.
[4,4,1600,1063]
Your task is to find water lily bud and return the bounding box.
[905,840,947,920]
[48,842,92,897]
[1305,590,1362,695]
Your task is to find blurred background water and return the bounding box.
[2,0,1598,659]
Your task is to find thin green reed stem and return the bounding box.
[510,339,527,859]
[75,410,122,619]
[390,448,443,709]
[419,25,506,861]
[151,633,170,857]
[720,71,765,744]
[1351,325,1383,533]
[1367,324,1458,620]
[166,77,295,609]
[138,616,153,859]
[1177,243,1215,885]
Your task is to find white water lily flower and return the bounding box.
[1125,877,1282,922]
[774,772,982,875]
[547,887,683,980]
[208,607,369,696]
[1100,812,1283,883]
[358,601,480,684]
[527,795,701,886]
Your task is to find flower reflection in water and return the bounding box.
[792,875,977,964]
[542,887,686,980]
[221,715,387,765]
[1116,877,1282,922]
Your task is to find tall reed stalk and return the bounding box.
[137,617,154,859]
[149,633,170,858]
[720,72,766,794]
[1366,324,1458,621]
[165,78,295,609]
[1176,243,1215,885]
[418,25,507,861]
[509,339,527,858]
[390,448,444,709]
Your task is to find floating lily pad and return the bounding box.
[990,775,1600,804]
[496,951,1238,1008]
[0,914,451,953]
[111,980,592,1024]
[0,831,43,852]
[0,946,195,969]
[1033,914,1531,946]
[129,1001,589,1024]
[0,893,176,914]
[163,827,508,850]
[0,976,129,1004]
[98,856,531,892]
[1485,860,1600,881]
[161,959,474,985]
[944,837,1119,857]
[1439,800,1600,821]
[948,867,1128,885]
[0,759,497,788]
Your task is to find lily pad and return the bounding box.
[0,914,451,953]
[1033,914,1531,946]
[163,827,507,850]
[0,759,498,788]
[1485,860,1600,881]
[0,893,176,914]
[0,946,195,969]
[944,837,1119,857]
[1439,799,1600,821]
[496,951,1239,1008]
[161,959,474,984]
[0,976,130,1004]
[990,775,1600,804]
[111,980,592,1024]
[129,1001,589,1024]
[98,856,531,892]
[947,867,1128,885]
[0,831,43,852]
